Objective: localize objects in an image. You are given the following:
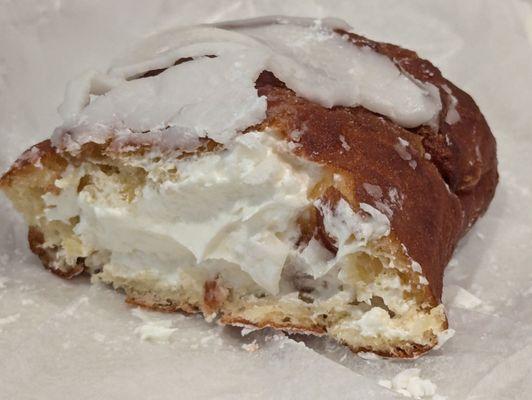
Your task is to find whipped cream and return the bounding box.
[53,16,442,153]
[46,131,315,294]
[316,198,390,261]
[43,130,395,295]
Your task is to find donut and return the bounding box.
[0,16,497,357]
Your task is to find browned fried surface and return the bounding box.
[125,295,200,315]
[0,140,66,189]
[253,31,498,300]
[337,30,498,204]
[255,81,463,301]
[219,315,326,336]
[28,226,85,279]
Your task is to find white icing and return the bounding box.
[54,16,442,152]
[58,70,123,121]
[54,51,268,151]
[442,84,461,125]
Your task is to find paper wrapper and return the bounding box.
[1,1,532,399]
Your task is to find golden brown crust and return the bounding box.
[219,315,327,336]
[27,226,85,279]
[125,295,200,315]
[346,342,432,359]
[122,296,433,358]
[0,140,66,189]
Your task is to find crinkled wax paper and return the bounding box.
[1,1,532,399]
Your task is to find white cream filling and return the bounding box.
[52,131,314,294]
[43,130,396,298]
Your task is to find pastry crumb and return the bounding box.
[242,340,260,352]
[379,368,444,399]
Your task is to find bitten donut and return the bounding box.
[0,16,497,357]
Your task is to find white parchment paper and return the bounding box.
[1,1,532,399]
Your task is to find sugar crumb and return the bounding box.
[134,320,177,343]
[379,368,443,399]
[339,135,351,151]
[242,340,260,352]
[131,307,177,343]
